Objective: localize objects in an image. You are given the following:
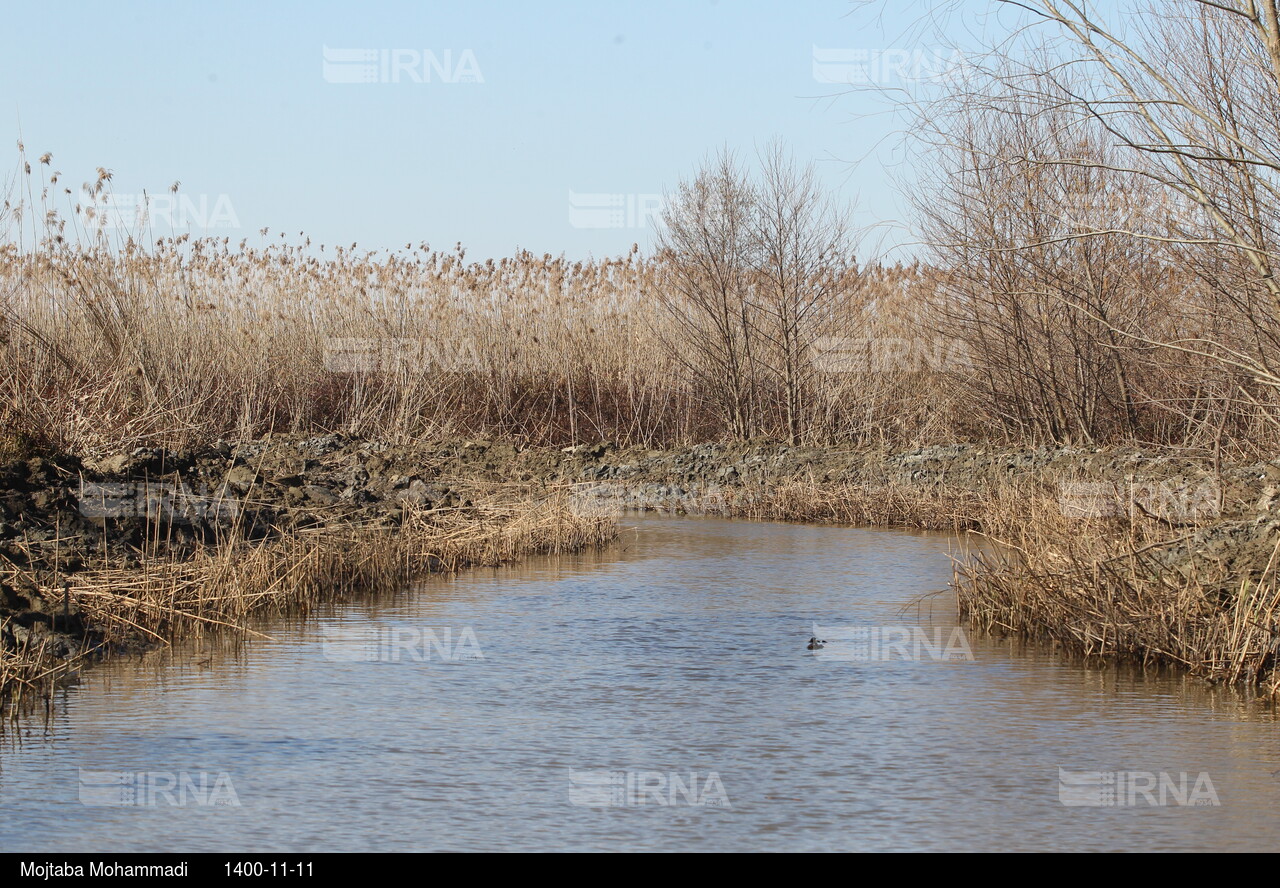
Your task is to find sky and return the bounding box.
[0,0,1005,260]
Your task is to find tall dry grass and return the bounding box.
[727,475,985,531]
[1,494,616,710]
[6,141,1271,459]
[0,150,1014,458]
[0,231,964,456]
[955,482,1280,696]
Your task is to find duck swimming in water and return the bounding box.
[807,636,826,650]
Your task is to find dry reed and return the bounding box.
[1,495,616,710]
[956,485,1280,696]
[727,476,985,531]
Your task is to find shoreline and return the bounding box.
[3,435,1278,705]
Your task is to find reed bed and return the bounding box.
[0,496,616,710]
[0,617,82,711]
[0,226,953,457]
[728,476,986,531]
[4,148,1272,458]
[956,487,1280,696]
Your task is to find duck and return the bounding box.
[807,636,826,650]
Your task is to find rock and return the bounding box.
[340,486,376,504]
[303,485,339,505]
[96,454,132,476]
[299,435,345,456]
[1257,486,1279,512]
[224,465,259,491]
[395,480,432,507]
[90,449,172,478]
[10,433,1280,703]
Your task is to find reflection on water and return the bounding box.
[1,515,1277,851]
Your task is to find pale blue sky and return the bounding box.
[0,0,1001,259]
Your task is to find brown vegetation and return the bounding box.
[1,492,615,710]
[6,0,1280,698]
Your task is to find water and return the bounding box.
[2,515,1278,852]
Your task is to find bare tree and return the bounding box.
[911,60,1176,443]
[875,0,1280,444]
[750,141,858,443]
[655,145,862,442]
[654,150,764,439]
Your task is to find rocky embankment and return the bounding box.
[3,435,1278,670]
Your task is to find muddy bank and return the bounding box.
[3,436,1277,698]
[0,435,605,696]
